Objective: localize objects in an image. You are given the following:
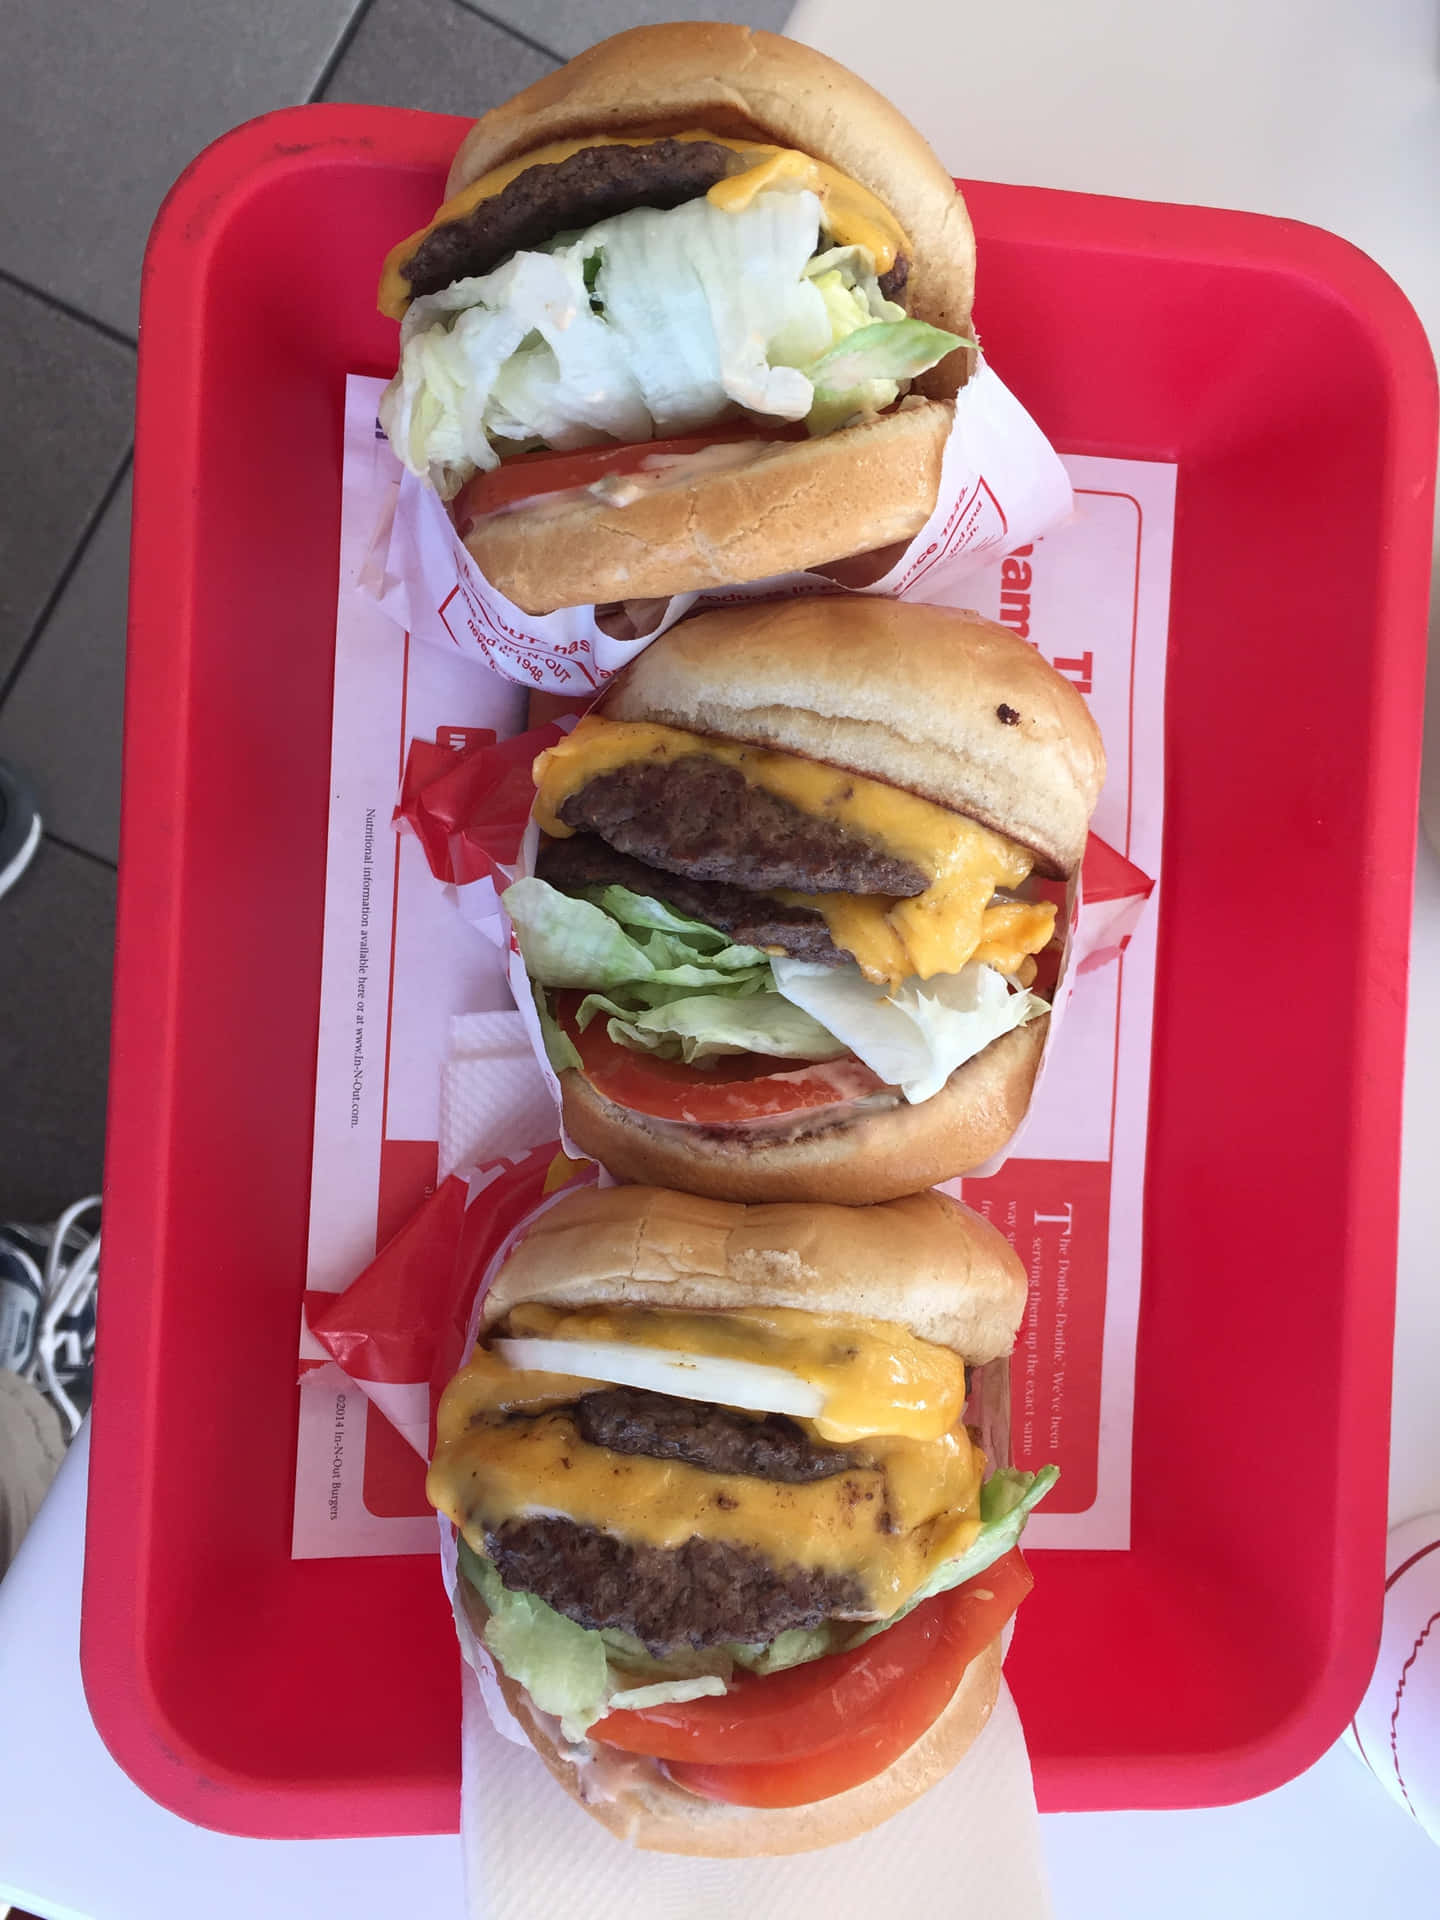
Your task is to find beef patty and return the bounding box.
[403,139,734,301]
[537,833,848,965]
[486,1513,867,1651]
[575,1386,857,1483]
[557,756,928,896]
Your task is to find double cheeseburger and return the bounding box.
[503,596,1105,1204]
[428,1184,1054,1854]
[377,24,977,613]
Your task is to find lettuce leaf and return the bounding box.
[771,956,1047,1104]
[578,986,848,1064]
[804,316,968,434]
[460,1539,609,1738]
[504,877,845,1065]
[503,878,768,990]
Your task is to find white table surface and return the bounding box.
[4,2,1440,1913]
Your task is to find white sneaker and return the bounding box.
[0,1197,100,1438]
[0,758,42,901]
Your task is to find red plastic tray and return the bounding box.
[84,104,1436,1838]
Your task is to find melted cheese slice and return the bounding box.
[428,1330,985,1618]
[380,131,907,319]
[502,1302,969,1444]
[533,717,1055,988]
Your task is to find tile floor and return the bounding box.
[0,0,787,1221]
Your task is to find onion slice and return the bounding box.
[491,1336,824,1421]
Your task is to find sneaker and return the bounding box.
[0,1198,100,1438]
[0,758,42,901]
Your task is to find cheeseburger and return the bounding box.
[428,1184,1054,1854]
[377,24,977,613]
[502,596,1105,1204]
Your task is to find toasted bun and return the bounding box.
[481,1180,1026,1363]
[557,1018,1046,1213]
[480,1595,1001,1856]
[599,597,1104,876]
[463,402,949,614]
[444,24,974,402]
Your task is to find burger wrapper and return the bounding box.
[309,1157,1051,1912]
[359,357,1073,694]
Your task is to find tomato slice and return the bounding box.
[454,422,807,527]
[558,994,885,1126]
[594,1550,1033,1785]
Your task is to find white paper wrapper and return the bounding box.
[361,359,1072,693]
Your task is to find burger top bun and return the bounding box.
[598,596,1106,878]
[443,23,975,403]
[479,1184,1027,1366]
[481,1597,1002,1856]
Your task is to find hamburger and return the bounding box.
[427,1183,1055,1854]
[501,595,1105,1204]
[376,23,977,613]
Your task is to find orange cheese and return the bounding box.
[427,1321,985,1618]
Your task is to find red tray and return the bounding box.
[84,104,1436,1838]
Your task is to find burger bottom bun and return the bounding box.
[558,1017,1047,1206]
[463,401,952,614]
[487,1619,1002,1856]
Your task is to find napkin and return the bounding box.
[439,1012,559,1181]
[459,1663,1052,1918]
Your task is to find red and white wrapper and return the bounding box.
[359,359,1074,694]
[294,377,1175,1564]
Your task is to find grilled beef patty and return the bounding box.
[485,1513,867,1651]
[556,755,928,896]
[402,139,734,301]
[574,1386,858,1483]
[536,832,849,965]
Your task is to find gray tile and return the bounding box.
[323,0,557,116]
[0,281,133,691]
[0,0,365,336]
[458,0,792,62]
[0,839,114,1223]
[0,474,131,866]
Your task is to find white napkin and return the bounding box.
[439,1012,558,1181]
[459,1663,1052,1917]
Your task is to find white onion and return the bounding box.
[492,1336,824,1420]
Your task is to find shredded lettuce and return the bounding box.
[380,189,966,496]
[771,955,1048,1104]
[456,1468,1058,1727]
